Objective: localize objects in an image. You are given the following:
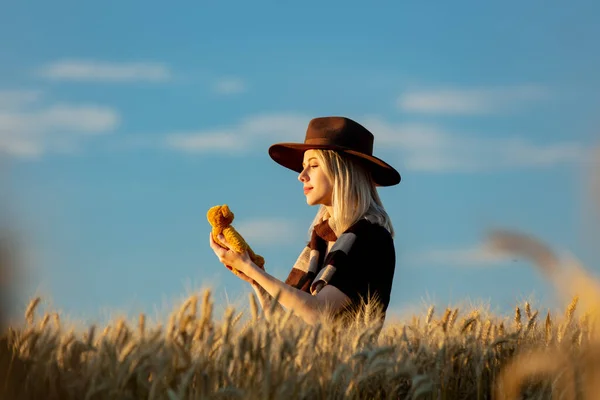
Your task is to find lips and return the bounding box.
[303,187,313,194]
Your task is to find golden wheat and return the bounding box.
[1,288,598,400]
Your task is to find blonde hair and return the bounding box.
[308,149,395,238]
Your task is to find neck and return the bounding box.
[324,205,333,220]
[323,205,337,239]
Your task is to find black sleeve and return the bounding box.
[327,224,396,310]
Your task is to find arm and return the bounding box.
[250,281,284,321]
[209,233,350,325]
[245,261,351,325]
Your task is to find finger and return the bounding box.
[210,235,228,262]
[210,235,227,254]
[211,234,229,250]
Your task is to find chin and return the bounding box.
[305,195,318,206]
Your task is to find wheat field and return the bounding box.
[1,227,600,400]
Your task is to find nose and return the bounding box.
[298,167,308,182]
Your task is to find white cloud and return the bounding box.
[411,244,512,267]
[0,94,119,158]
[36,60,171,82]
[0,105,118,135]
[0,90,42,109]
[213,77,246,95]
[406,136,584,173]
[166,132,246,154]
[360,117,586,173]
[240,114,309,139]
[162,113,587,173]
[582,145,600,220]
[163,113,308,153]
[234,218,300,246]
[0,139,42,158]
[397,85,549,115]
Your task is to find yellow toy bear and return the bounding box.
[207,204,265,277]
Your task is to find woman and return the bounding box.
[209,116,401,326]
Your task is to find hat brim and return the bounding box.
[268,143,401,187]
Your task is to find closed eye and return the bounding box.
[302,164,319,169]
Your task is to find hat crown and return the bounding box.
[305,117,374,155]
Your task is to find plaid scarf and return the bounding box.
[285,215,377,295]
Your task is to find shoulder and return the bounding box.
[349,217,394,247]
[336,218,395,268]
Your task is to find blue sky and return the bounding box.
[1,2,599,325]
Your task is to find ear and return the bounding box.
[220,204,234,222]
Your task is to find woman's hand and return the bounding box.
[209,233,256,283]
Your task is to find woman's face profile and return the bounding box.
[298,150,333,207]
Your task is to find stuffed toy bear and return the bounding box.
[207,204,265,277]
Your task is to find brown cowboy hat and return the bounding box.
[268,116,401,186]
